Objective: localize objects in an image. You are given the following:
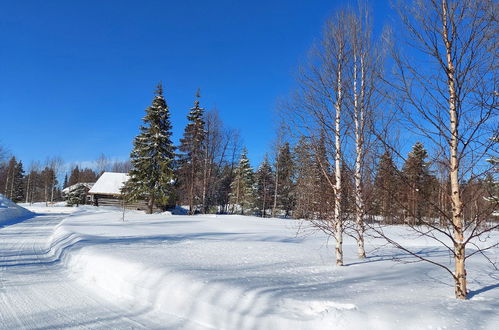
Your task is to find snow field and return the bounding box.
[34,207,498,330]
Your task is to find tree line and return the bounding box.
[0,152,130,205]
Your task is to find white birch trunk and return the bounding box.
[25,173,31,204]
[442,0,466,299]
[353,53,366,259]
[334,56,344,266]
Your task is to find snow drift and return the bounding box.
[0,194,33,226]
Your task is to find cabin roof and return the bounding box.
[88,172,129,196]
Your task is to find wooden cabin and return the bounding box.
[88,172,159,211]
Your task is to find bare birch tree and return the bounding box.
[376,0,498,299]
[286,10,350,266]
[345,5,383,259]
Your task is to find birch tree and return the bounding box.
[286,10,350,266]
[379,0,498,299]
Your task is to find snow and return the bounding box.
[88,172,129,195]
[61,182,94,195]
[1,204,498,329]
[0,194,33,226]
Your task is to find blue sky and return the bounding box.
[0,0,392,168]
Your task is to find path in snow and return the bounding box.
[0,212,198,329]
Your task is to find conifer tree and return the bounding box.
[63,175,68,189]
[402,142,435,223]
[255,155,274,217]
[68,166,80,186]
[274,142,295,217]
[373,151,400,223]
[12,161,25,203]
[229,149,254,215]
[124,83,176,214]
[66,183,87,207]
[294,137,332,219]
[178,89,206,214]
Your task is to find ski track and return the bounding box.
[0,212,191,329]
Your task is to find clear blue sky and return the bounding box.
[0,0,392,168]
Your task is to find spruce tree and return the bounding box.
[274,142,295,217]
[373,151,400,223]
[229,149,254,215]
[68,166,80,186]
[255,155,274,217]
[124,83,176,213]
[178,89,206,214]
[402,142,436,223]
[66,183,87,207]
[12,161,25,203]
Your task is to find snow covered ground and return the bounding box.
[1,202,498,329]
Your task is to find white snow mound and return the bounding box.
[0,194,33,226]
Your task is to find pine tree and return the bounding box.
[63,175,68,189]
[274,142,295,217]
[66,183,87,207]
[402,142,435,223]
[373,151,400,224]
[68,166,80,186]
[178,89,206,214]
[229,149,254,215]
[255,155,274,217]
[123,83,176,214]
[11,161,25,203]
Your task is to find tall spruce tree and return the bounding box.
[402,142,435,223]
[68,166,80,186]
[124,83,176,214]
[178,89,206,214]
[373,151,400,223]
[274,142,295,217]
[255,155,274,217]
[293,137,332,219]
[12,160,25,203]
[229,149,254,215]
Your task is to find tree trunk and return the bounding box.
[334,57,344,266]
[442,0,466,299]
[272,154,279,217]
[189,162,195,215]
[148,196,154,214]
[25,173,31,204]
[353,54,366,259]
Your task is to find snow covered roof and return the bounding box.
[62,182,94,194]
[88,172,129,196]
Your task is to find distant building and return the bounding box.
[88,172,162,212]
[88,172,129,207]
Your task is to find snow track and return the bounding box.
[0,212,199,329]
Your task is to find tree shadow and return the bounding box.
[468,282,499,299]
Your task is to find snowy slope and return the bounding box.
[36,208,499,330]
[0,194,33,226]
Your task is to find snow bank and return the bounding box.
[0,194,33,226]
